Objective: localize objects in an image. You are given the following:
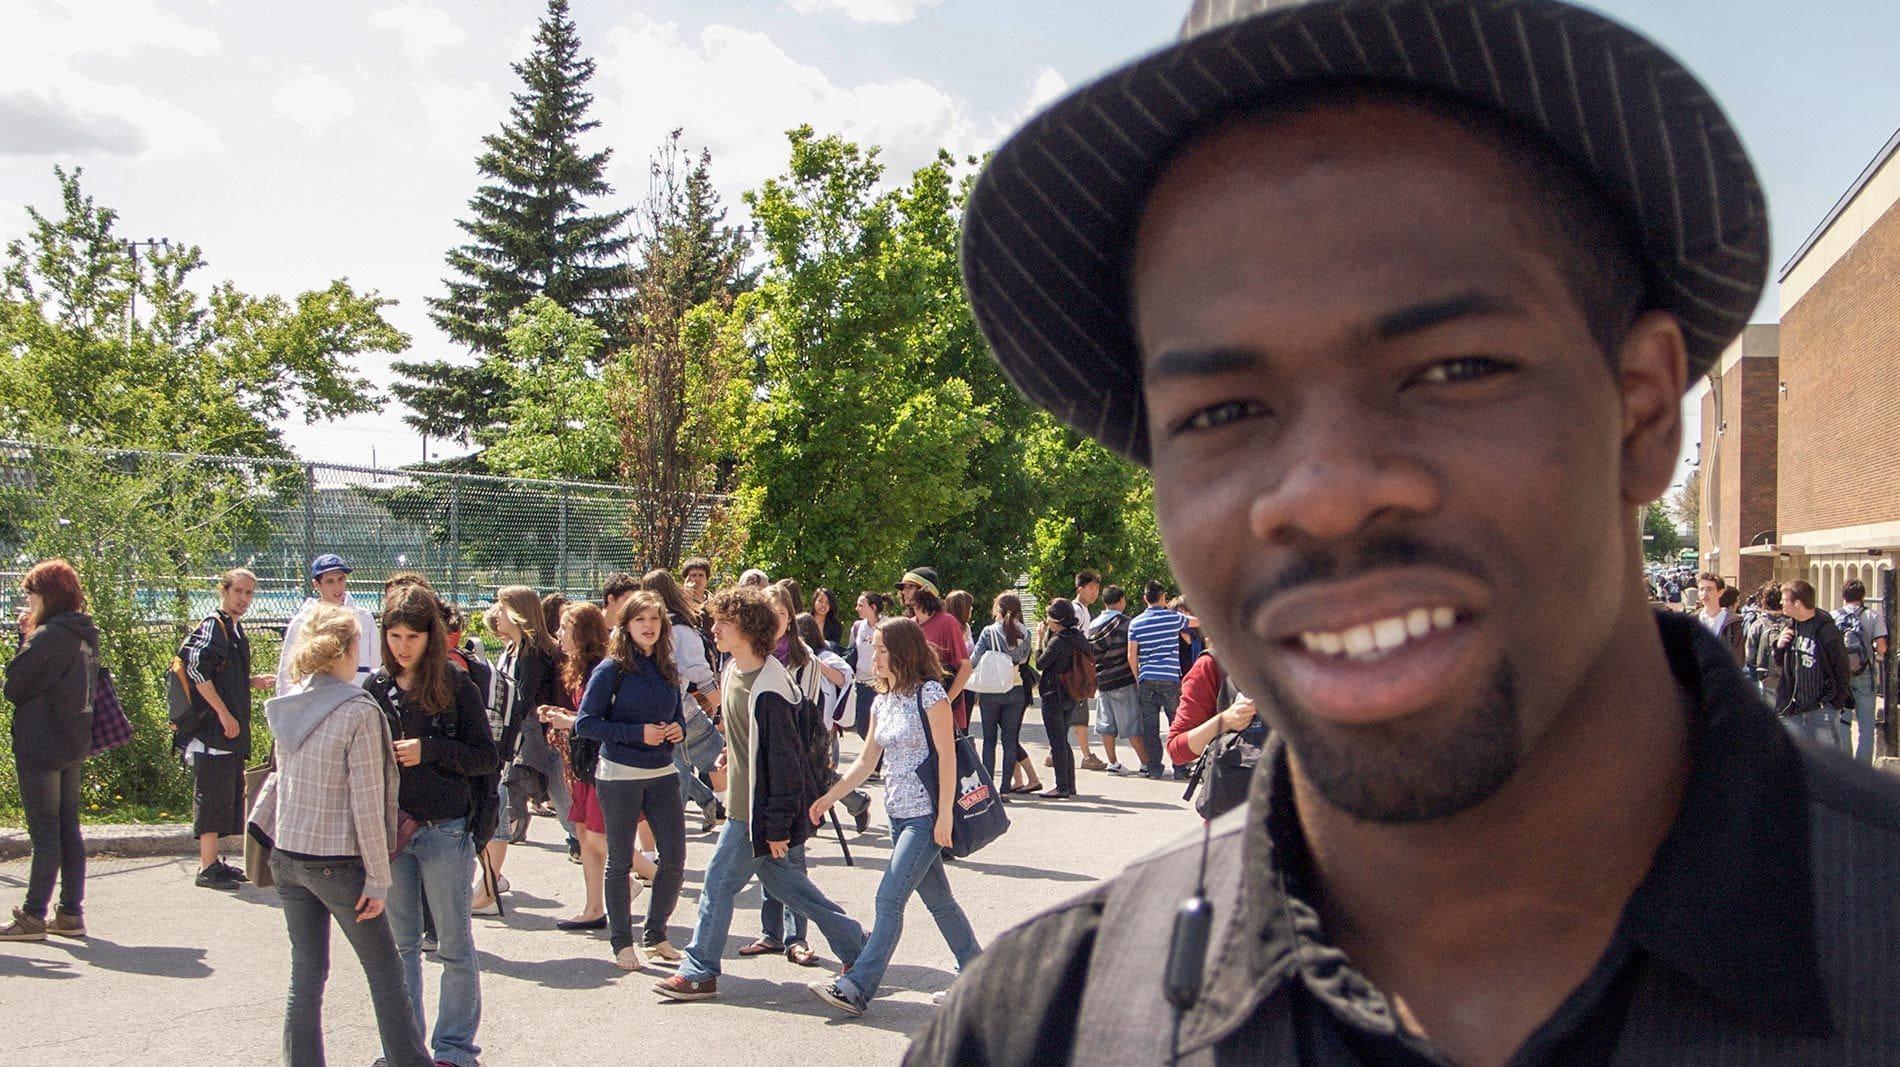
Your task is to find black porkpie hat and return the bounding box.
[961,0,1768,466]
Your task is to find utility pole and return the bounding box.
[123,237,171,347]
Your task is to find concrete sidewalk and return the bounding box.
[0,823,232,862]
[0,726,1201,1065]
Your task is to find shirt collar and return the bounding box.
[1182,610,1829,1051]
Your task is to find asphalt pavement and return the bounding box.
[0,723,1199,1065]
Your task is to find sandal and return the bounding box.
[738,938,784,957]
[786,942,819,967]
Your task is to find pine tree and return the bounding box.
[396,0,632,445]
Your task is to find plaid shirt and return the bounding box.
[248,690,401,897]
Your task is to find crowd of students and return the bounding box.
[0,553,1225,1064]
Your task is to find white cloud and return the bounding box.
[1024,67,1069,112]
[0,198,30,250]
[417,81,504,152]
[273,72,356,135]
[369,2,467,64]
[0,0,223,158]
[600,16,976,202]
[785,0,946,25]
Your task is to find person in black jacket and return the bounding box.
[367,584,497,1067]
[179,567,274,891]
[475,585,570,912]
[1774,579,1853,749]
[1033,599,1086,799]
[1,560,100,941]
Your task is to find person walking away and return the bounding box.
[1034,600,1087,799]
[974,594,1038,791]
[1746,586,1790,703]
[1126,581,1189,779]
[1069,570,1108,771]
[1085,586,1143,774]
[0,560,98,942]
[797,612,873,831]
[654,587,865,1001]
[545,591,689,969]
[180,567,275,890]
[1775,580,1852,750]
[1833,579,1888,763]
[366,585,497,1067]
[544,603,609,930]
[808,617,981,1017]
[250,603,432,1067]
[275,554,380,695]
[475,586,569,911]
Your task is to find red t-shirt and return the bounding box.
[919,611,972,728]
[1167,653,1226,767]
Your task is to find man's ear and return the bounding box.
[1617,310,1689,507]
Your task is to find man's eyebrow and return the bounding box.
[1374,292,1520,340]
[1145,346,1265,381]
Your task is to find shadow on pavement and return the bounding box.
[942,857,1094,883]
[0,951,80,979]
[476,948,621,990]
[43,936,213,979]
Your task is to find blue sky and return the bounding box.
[2,0,1896,476]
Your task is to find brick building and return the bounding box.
[1746,129,1900,605]
[1697,324,1779,595]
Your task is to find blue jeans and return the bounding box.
[1850,672,1878,764]
[674,750,716,809]
[271,853,432,1067]
[760,843,809,945]
[836,815,980,1007]
[1782,707,1842,750]
[678,818,864,982]
[1135,680,1180,773]
[976,687,1029,780]
[386,817,481,1067]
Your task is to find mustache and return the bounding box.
[1237,533,1493,619]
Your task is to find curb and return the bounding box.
[0,823,238,862]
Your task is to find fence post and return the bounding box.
[302,463,316,576]
[448,479,461,606]
[558,487,570,596]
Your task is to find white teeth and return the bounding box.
[1372,617,1408,651]
[1298,606,1462,661]
[1341,625,1377,657]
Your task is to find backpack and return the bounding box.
[167,615,233,742]
[1061,636,1098,701]
[787,670,836,801]
[1183,666,1264,820]
[1834,606,1871,676]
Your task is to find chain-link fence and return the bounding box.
[0,437,725,626]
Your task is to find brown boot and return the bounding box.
[0,908,46,942]
[46,908,85,939]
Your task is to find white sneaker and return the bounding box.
[1104,762,1126,774]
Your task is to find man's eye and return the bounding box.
[1411,356,1514,386]
[1171,400,1270,436]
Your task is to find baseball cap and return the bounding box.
[309,554,353,580]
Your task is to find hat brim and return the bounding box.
[961,0,1767,466]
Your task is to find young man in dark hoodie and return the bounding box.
[1,560,100,941]
[654,586,864,1002]
[179,567,275,891]
[1775,579,1853,750]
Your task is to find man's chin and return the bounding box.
[1270,670,1523,825]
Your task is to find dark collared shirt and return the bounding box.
[910,614,1893,1065]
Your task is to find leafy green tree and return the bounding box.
[0,168,407,813]
[1022,416,1173,605]
[705,129,984,594]
[481,296,615,480]
[1643,500,1686,563]
[398,0,633,445]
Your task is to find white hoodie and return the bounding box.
[275,592,382,696]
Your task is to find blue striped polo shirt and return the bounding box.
[1128,606,1187,683]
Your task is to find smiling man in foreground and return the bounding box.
[910,1,1900,1064]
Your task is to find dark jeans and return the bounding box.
[1042,697,1076,793]
[270,853,432,1067]
[597,772,687,951]
[977,687,1029,781]
[17,757,84,919]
